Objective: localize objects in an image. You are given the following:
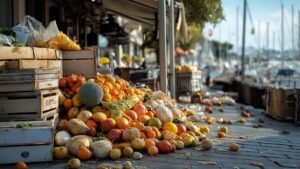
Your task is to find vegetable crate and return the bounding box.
[62,50,97,78]
[266,87,300,121]
[0,89,59,121]
[0,47,62,72]
[0,69,60,92]
[0,114,57,164]
[176,72,202,97]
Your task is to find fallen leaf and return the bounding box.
[250,162,264,169]
[184,151,192,159]
[97,163,123,169]
[217,148,228,152]
[198,160,217,165]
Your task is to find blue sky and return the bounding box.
[203,0,300,51]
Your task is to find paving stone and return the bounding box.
[268,158,300,168]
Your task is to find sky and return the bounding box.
[203,0,300,51]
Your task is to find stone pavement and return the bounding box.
[2,103,300,169]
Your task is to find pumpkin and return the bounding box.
[16,161,27,169]
[176,140,184,149]
[55,130,71,146]
[229,143,239,151]
[91,140,112,159]
[78,82,103,107]
[122,127,141,142]
[77,111,93,122]
[65,135,93,155]
[144,100,159,109]
[156,140,173,154]
[147,117,162,128]
[155,105,173,123]
[131,138,145,151]
[68,119,90,135]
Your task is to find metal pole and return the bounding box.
[158,0,168,93]
[298,11,300,59]
[281,3,284,68]
[169,0,176,98]
[241,0,247,79]
[258,20,261,61]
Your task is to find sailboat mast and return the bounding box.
[241,0,247,79]
[281,3,284,68]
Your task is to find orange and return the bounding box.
[152,127,162,139]
[16,161,27,169]
[104,82,113,90]
[140,132,147,139]
[163,122,178,135]
[103,93,112,102]
[64,99,73,110]
[133,103,147,116]
[86,120,97,129]
[125,88,135,95]
[134,122,145,131]
[145,139,156,150]
[101,85,110,93]
[146,130,156,138]
[145,111,155,118]
[92,112,107,123]
[116,117,129,129]
[217,132,226,138]
[147,146,158,157]
[113,83,121,90]
[110,89,119,96]
[125,110,138,121]
[76,146,92,161]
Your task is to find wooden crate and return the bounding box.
[0,89,59,121]
[4,60,62,70]
[62,50,96,78]
[0,46,62,60]
[176,78,201,95]
[295,94,300,125]
[176,71,202,79]
[0,69,60,93]
[0,114,57,164]
[266,87,300,121]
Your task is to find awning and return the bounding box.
[102,0,157,26]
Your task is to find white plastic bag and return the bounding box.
[24,15,59,46]
[0,34,13,46]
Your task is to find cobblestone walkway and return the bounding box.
[3,104,300,169]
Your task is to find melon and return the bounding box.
[78,82,103,107]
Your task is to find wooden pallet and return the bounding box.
[0,114,57,164]
[0,89,59,121]
[0,69,60,92]
[0,46,62,60]
[62,50,96,78]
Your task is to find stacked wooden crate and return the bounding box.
[0,46,61,164]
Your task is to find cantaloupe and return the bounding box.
[78,82,103,107]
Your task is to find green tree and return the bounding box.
[179,0,224,27]
[177,0,224,50]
